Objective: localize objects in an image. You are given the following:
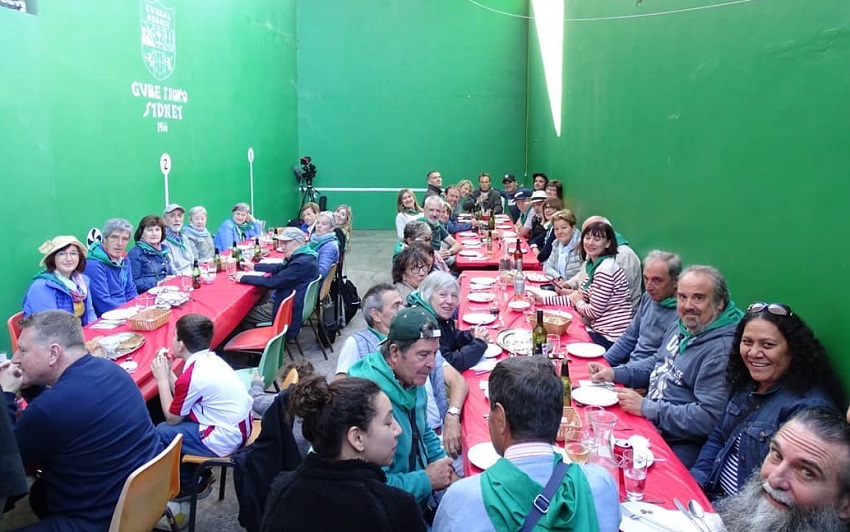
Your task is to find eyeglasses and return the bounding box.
[746,302,793,317]
[409,263,430,274]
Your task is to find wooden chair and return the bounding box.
[108,434,183,532]
[233,330,288,391]
[223,289,296,354]
[7,311,23,354]
[181,369,300,532]
[290,275,325,360]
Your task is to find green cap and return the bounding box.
[387,307,441,343]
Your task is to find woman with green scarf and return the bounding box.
[539,221,633,348]
[184,205,215,261]
[214,202,263,250]
[310,211,340,279]
[128,215,174,293]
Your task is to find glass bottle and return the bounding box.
[532,310,546,356]
[513,238,523,272]
[560,359,572,407]
[213,247,223,273]
[252,237,262,262]
[191,259,201,289]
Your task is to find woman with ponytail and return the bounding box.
[260,375,426,532]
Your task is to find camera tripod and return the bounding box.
[300,182,326,211]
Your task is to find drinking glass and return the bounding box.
[180,274,192,293]
[205,259,217,282]
[565,442,590,464]
[199,261,209,276]
[546,334,560,358]
[488,292,503,328]
[225,258,237,277]
[622,449,648,501]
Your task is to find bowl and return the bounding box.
[528,310,573,335]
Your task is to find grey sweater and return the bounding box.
[605,293,677,366]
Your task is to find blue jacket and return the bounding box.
[127,243,174,293]
[444,217,472,235]
[690,383,837,498]
[311,238,339,279]
[84,243,138,316]
[238,247,319,339]
[605,292,677,366]
[214,218,262,251]
[22,274,97,326]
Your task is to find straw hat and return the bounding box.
[38,236,86,266]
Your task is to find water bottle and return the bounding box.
[513,271,525,297]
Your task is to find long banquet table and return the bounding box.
[453,222,543,271]
[455,270,712,513]
[82,256,270,401]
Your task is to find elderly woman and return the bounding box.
[128,215,174,293]
[408,271,490,372]
[23,236,96,325]
[393,220,448,273]
[260,375,424,532]
[299,202,320,235]
[84,218,138,316]
[333,205,353,253]
[394,189,423,241]
[310,211,340,279]
[690,303,845,500]
[214,202,263,250]
[183,206,215,261]
[529,197,563,263]
[391,242,434,302]
[541,209,581,280]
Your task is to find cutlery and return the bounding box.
[674,498,706,532]
[621,505,678,532]
[688,500,712,532]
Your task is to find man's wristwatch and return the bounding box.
[446,406,461,417]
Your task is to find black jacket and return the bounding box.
[260,454,426,532]
[464,188,504,214]
[436,315,488,372]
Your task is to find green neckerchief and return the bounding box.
[137,241,168,257]
[404,208,420,215]
[677,301,744,354]
[164,228,185,249]
[283,244,319,265]
[368,327,387,341]
[234,219,253,240]
[581,255,615,290]
[407,291,437,319]
[87,242,124,268]
[658,296,677,308]
[392,241,405,259]
[480,455,600,531]
[614,231,628,246]
[309,232,338,250]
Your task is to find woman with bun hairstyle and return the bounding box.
[260,375,426,532]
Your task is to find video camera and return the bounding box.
[294,156,317,185]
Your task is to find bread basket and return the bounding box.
[127,307,170,331]
[527,310,573,336]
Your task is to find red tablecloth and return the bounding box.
[83,269,264,401]
[454,229,542,271]
[455,270,712,511]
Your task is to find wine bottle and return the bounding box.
[252,237,262,262]
[487,208,496,232]
[561,359,572,407]
[191,259,201,289]
[532,310,547,356]
[231,243,239,262]
[213,247,223,273]
[513,238,523,272]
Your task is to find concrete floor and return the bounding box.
[2,230,398,532]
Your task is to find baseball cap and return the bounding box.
[513,190,530,201]
[502,174,517,183]
[386,307,441,343]
[530,190,548,203]
[163,203,184,214]
[275,227,307,242]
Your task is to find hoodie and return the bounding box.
[348,351,446,504]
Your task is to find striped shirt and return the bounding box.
[719,434,742,496]
[544,257,633,341]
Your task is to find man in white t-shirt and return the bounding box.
[151,313,253,494]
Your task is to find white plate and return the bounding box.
[527,287,557,299]
[101,308,139,321]
[468,292,495,303]
[458,250,482,257]
[259,257,284,264]
[457,231,477,237]
[483,343,502,358]
[572,386,618,407]
[502,231,518,238]
[468,442,501,470]
[567,342,606,359]
[119,360,139,373]
[495,329,533,356]
[462,313,497,325]
[148,285,179,295]
[462,242,482,248]
[508,300,531,311]
[470,277,497,286]
[469,284,491,291]
[471,357,498,373]
[240,271,266,277]
[525,273,549,283]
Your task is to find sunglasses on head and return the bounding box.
[746,302,793,317]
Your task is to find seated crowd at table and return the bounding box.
[2,172,850,532]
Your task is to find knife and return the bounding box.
[620,505,678,532]
[674,498,707,532]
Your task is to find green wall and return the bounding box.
[527,0,850,381]
[295,0,529,229]
[0,1,300,352]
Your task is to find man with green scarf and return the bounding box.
[612,265,744,468]
[433,357,620,532]
[163,204,195,276]
[586,250,681,371]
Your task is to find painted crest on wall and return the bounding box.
[140,0,176,81]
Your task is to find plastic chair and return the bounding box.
[223,289,296,354]
[290,275,326,360]
[7,311,23,354]
[234,330,288,391]
[108,434,183,532]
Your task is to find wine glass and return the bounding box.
[488,291,503,328]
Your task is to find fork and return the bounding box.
[621,506,678,532]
